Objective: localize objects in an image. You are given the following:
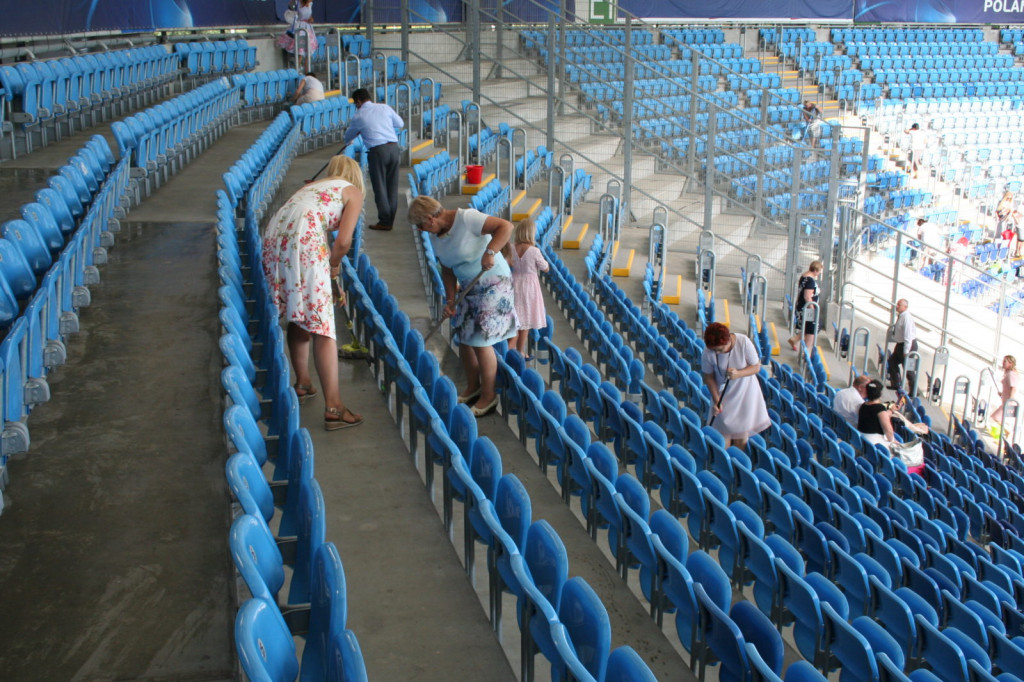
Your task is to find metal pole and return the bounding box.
[558,0,566,116]
[546,13,556,151]
[365,0,374,44]
[819,123,842,319]
[622,15,634,224]
[704,103,717,232]
[401,0,409,64]
[470,0,481,103]
[785,139,802,297]
[995,279,1006,362]
[890,233,901,328]
[688,48,699,180]
[495,0,503,79]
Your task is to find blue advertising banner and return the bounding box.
[619,0,852,20]
[853,0,1024,23]
[1,0,281,37]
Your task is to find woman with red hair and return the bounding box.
[701,322,770,449]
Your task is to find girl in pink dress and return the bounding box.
[507,218,549,359]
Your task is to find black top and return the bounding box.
[858,402,887,435]
[794,275,819,315]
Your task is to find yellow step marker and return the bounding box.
[663,274,682,304]
[559,214,574,238]
[510,189,527,209]
[563,221,589,249]
[512,197,542,221]
[612,248,635,277]
[721,298,730,327]
[769,321,780,356]
[461,172,495,195]
[410,139,435,165]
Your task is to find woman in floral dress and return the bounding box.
[276,0,319,58]
[262,155,364,430]
[408,195,517,417]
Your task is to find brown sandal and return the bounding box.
[294,383,318,404]
[324,407,364,431]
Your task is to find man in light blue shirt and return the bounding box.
[344,88,404,230]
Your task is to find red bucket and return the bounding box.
[465,164,484,184]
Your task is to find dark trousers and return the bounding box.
[888,339,918,392]
[367,142,400,227]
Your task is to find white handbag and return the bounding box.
[889,438,924,468]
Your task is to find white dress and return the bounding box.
[700,333,771,440]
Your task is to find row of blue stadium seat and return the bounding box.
[309,33,372,63]
[0,134,128,514]
[662,28,726,45]
[0,46,179,158]
[579,76,714,103]
[111,77,239,198]
[173,40,256,78]
[846,41,998,57]
[520,27,657,52]
[761,27,816,45]
[835,27,985,43]
[216,115,372,680]
[290,95,355,152]
[799,55,854,71]
[468,178,509,216]
[348,231,657,680]
[887,82,1024,99]
[930,110,1024,130]
[876,69,1024,85]
[860,55,1015,72]
[231,69,303,121]
[778,42,833,58]
[410,149,460,198]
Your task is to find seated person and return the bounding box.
[833,375,870,425]
[857,379,926,474]
[292,72,325,105]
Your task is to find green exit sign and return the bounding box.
[591,1,616,24]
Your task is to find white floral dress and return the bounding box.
[261,179,351,339]
[275,4,319,56]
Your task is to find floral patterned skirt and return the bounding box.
[452,273,518,347]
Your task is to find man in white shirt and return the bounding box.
[888,298,918,393]
[833,375,871,425]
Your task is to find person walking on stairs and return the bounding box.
[344,87,404,231]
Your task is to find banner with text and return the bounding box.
[853,0,1024,23]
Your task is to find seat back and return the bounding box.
[557,577,611,682]
[229,514,285,603]
[327,628,369,682]
[300,542,347,680]
[21,202,65,252]
[224,403,269,466]
[235,597,299,682]
[0,235,38,299]
[495,473,531,551]
[2,219,52,276]
[225,450,274,522]
[605,645,657,682]
[524,519,568,610]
